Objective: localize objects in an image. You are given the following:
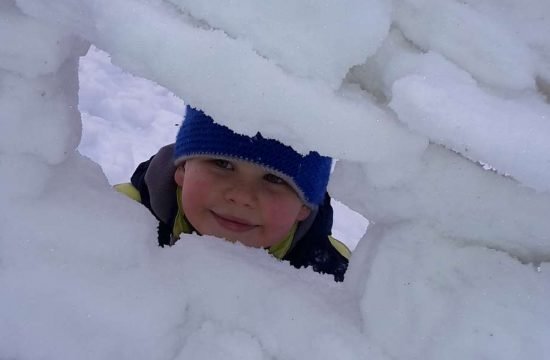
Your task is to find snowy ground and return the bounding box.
[2,0,550,359]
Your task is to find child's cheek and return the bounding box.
[265,198,300,229]
[181,175,213,219]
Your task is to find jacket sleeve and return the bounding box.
[112,155,157,214]
[328,235,351,260]
[114,183,142,202]
[284,193,350,282]
[120,154,175,248]
[130,156,155,212]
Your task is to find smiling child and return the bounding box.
[116,105,350,281]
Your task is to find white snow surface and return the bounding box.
[1,0,550,359]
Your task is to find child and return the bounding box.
[116,106,350,281]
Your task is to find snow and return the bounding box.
[351,28,550,192]
[393,0,537,90]
[78,47,184,184]
[1,0,549,359]
[16,0,426,164]
[347,223,550,359]
[164,0,390,88]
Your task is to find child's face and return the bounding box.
[174,157,311,248]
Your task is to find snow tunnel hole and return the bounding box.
[77,46,368,251]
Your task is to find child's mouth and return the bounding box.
[211,211,258,233]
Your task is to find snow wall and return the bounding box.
[1,0,550,359]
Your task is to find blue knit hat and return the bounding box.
[174,105,332,208]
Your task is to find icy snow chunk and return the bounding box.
[86,0,425,163]
[331,146,550,261]
[0,1,87,77]
[460,0,550,69]
[0,155,176,360]
[388,54,550,193]
[0,153,52,200]
[0,62,81,164]
[0,155,385,359]
[174,321,268,360]
[166,0,391,88]
[17,0,424,163]
[161,235,384,360]
[394,0,536,90]
[348,28,431,101]
[0,154,156,269]
[350,30,550,193]
[349,224,550,360]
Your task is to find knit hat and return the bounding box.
[174,105,332,208]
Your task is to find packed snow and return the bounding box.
[1,0,549,359]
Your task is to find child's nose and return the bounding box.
[224,181,257,207]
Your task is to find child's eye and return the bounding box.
[264,173,287,185]
[212,159,233,170]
